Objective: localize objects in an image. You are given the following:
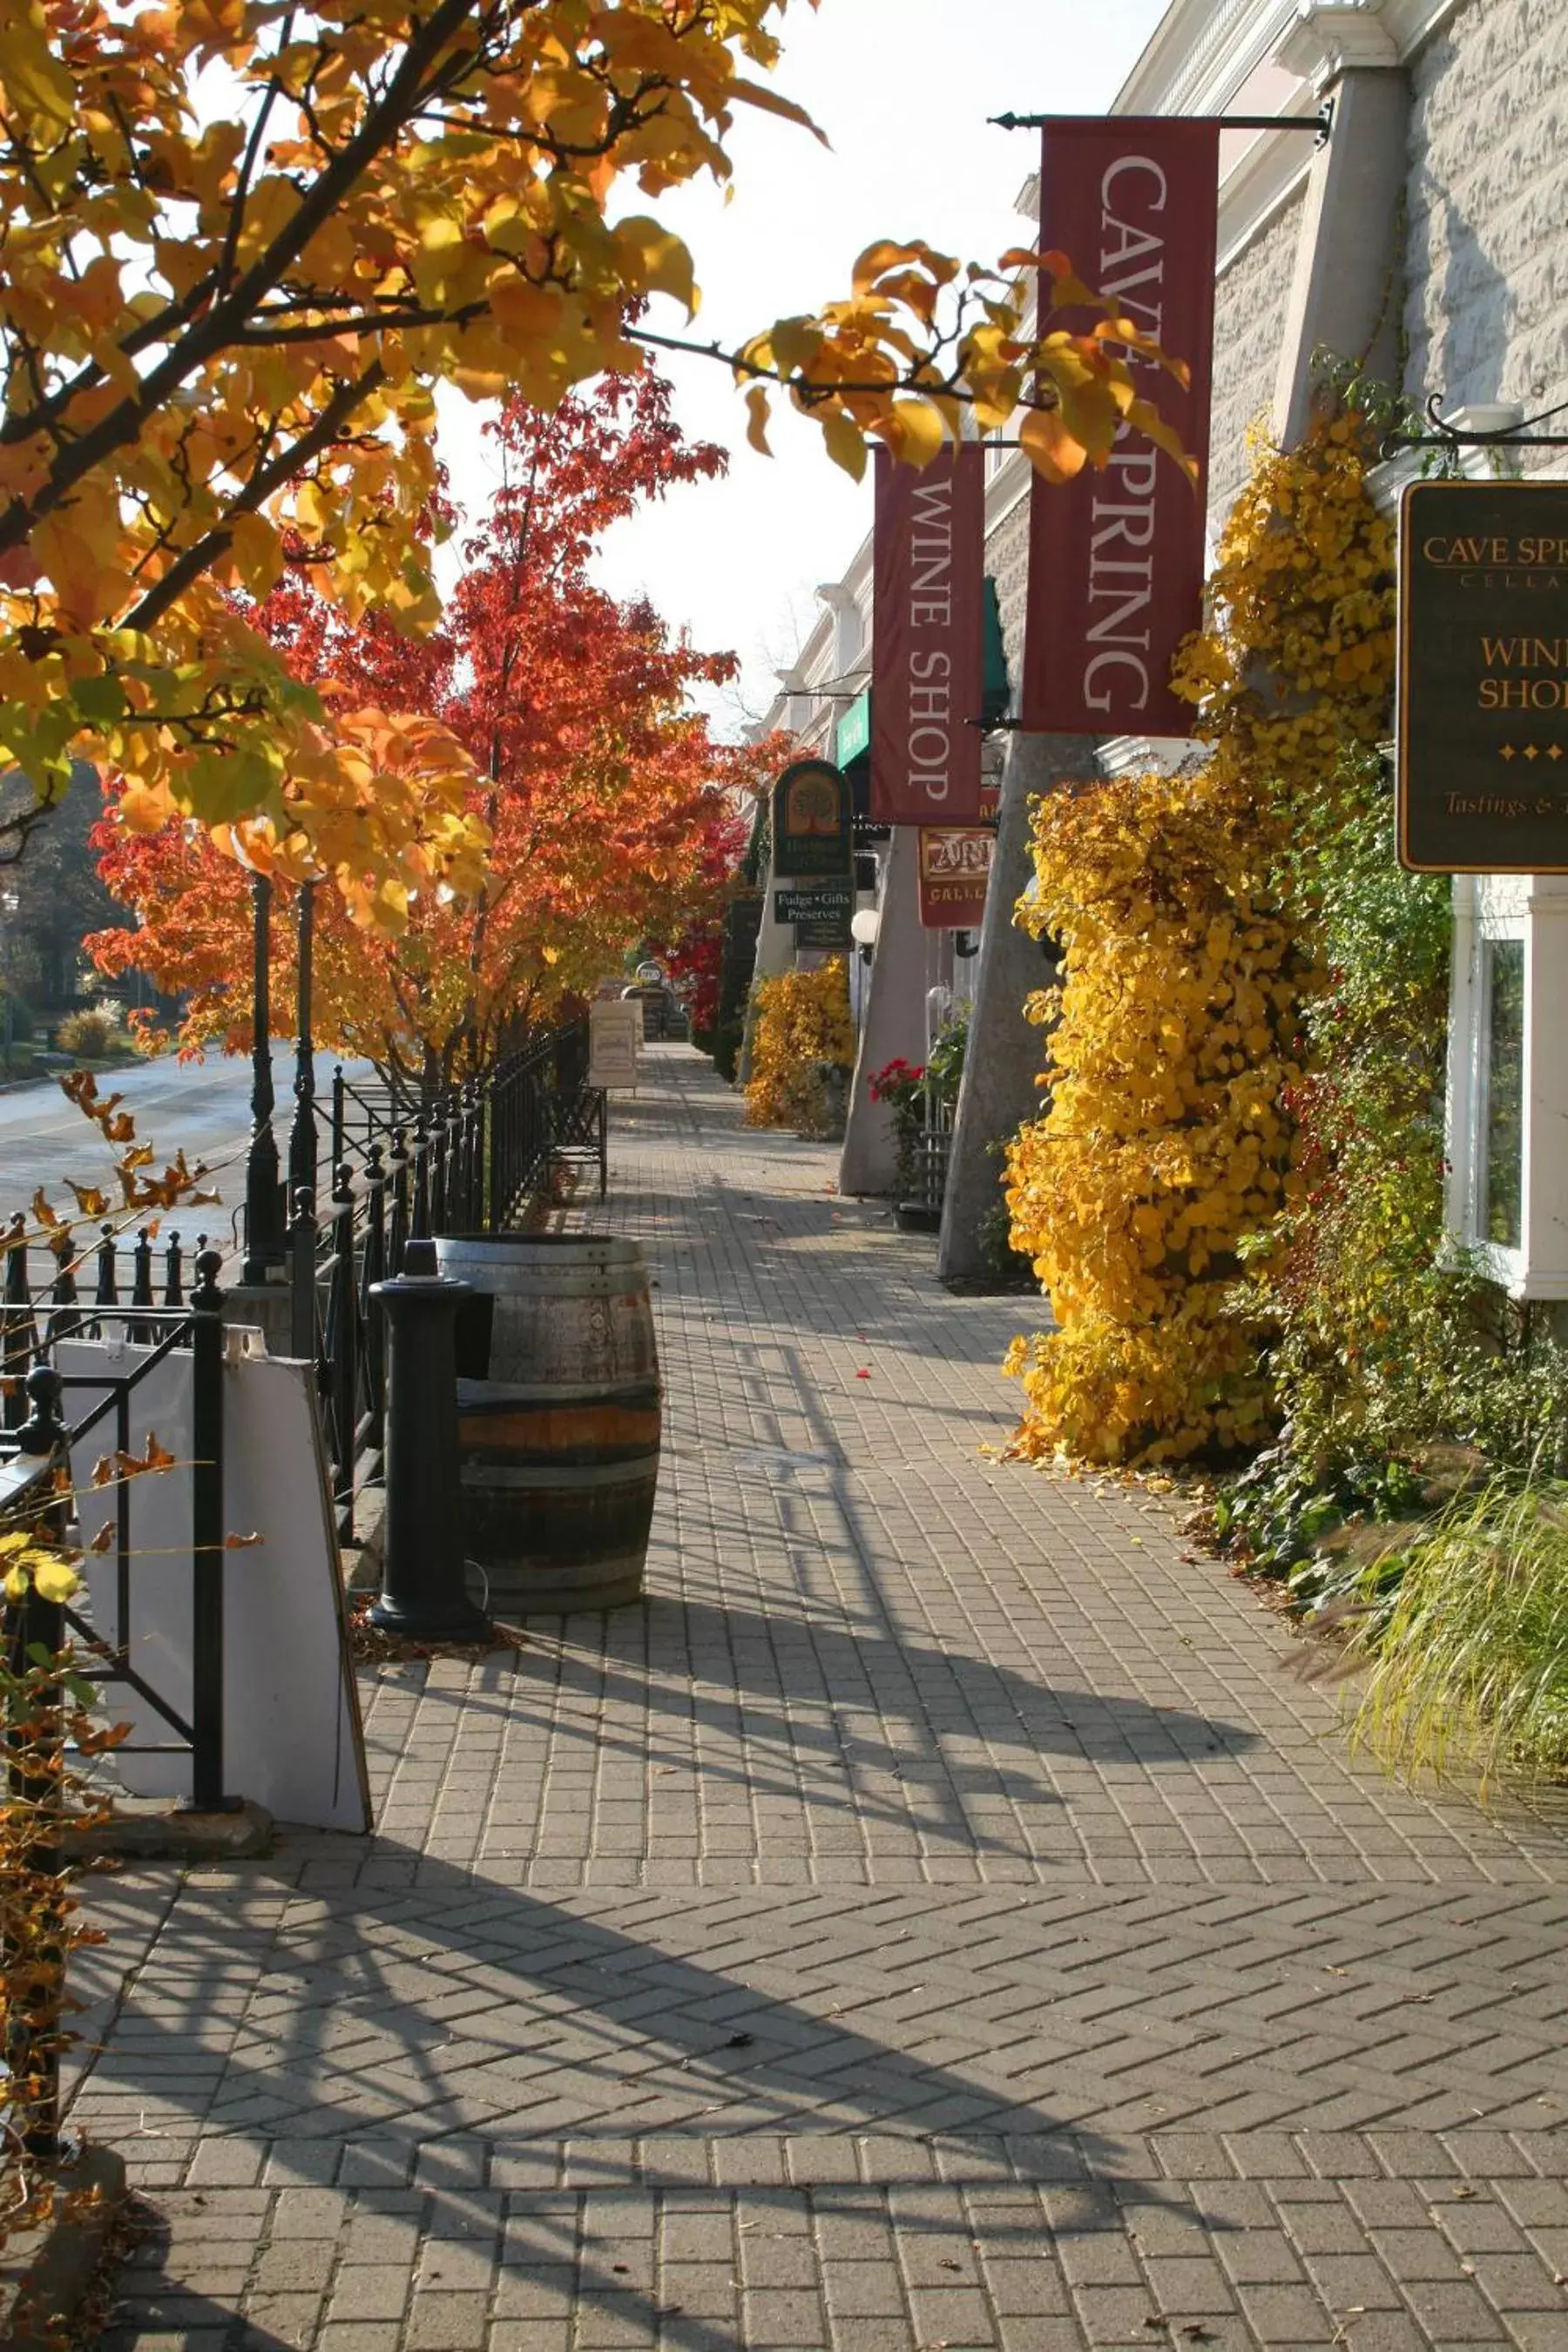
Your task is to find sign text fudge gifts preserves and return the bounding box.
[871,443,988,822]
[1398,480,1568,874]
[1021,118,1219,738]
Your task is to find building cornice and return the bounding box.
[1278,4,1399,88]
[1118,0,1467,112]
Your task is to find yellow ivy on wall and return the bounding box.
[1004,416,1396,1466]
[745,959,855,1132]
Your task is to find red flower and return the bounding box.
[868,1057,926,1104]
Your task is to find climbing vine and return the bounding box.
[0,1534,121,2247]
[1004,414,1396,1464]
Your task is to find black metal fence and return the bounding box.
[283,1019,598,1537]
[0,1254,229,2164]
[0,1260,229,1805]
[0,1017,606,2166]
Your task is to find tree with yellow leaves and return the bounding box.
[0,0,1189,925]
[1004,414,1396,1467]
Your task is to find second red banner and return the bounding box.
[871,442,988,823]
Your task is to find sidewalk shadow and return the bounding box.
[84,1845,1204,2346]
[386,1592,1258,1867]
[446,1592,1260,1862]
[83,1843,1191,2173]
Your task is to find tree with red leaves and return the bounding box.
[91,372,773,1081]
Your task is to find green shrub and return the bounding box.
[1343,1477,1568,1788]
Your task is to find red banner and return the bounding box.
[917,827,994,929]
[872,443,987,821]
[1021,118,1220,739]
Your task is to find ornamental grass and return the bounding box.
[1344,1477,1568,1791]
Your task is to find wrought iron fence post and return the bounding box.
[130,1225,155,1345]
[362,1146,388,1455]
[242,873,285,1282]
[188,1247,231,1813]
[92,1220,118,1338]
[411,1113,431,1242]
[288,1187,316,1362]
[288,879,318,1204]
[330,1064,346,1179]
[430,1095,449,1234]
[164,1231,184,1309]
[528,1057,549,1203]
[46,1229,80,1345]
[3,1211,31,1431]
[325,1163,358,1537]
[474,1080,488,1227]
[487,1063,509,1232]
[387,1126,410,1274]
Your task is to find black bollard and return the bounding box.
[369,1238,490,1640]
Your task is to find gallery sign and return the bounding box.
[1397,479,1568,872]
[917,827,994,929]
[1020,117,1220,739]
[772,758,851,879]
[872,443,988,822]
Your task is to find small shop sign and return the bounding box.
[772,758,852,880]
[589,1000,640,1090]
[917,826,994,929]
[774,878,851,950]
[774,882,853,925]
[1398,479,1568,872]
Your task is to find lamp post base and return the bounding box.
[367,1591,491,1642]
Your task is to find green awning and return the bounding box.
[983,577,1010,723]
[834,582,1006,767]
[835,690,871,768]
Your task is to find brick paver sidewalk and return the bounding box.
[78,1047,1568,2351]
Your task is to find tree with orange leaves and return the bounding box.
[90,372,776,1080]
[0,0,1191,916]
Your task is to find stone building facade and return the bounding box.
[753,0,1568,1267]
[1403,0,1568,449]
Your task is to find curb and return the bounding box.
[64,1797,274,1863]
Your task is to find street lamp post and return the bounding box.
[240,866,284,1283]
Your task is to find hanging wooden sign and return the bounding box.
[1398,479,1568,873]
[772,758,851,879]
[917,827,994,929]
[774,882,853,926]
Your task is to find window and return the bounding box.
[1484,936,1525,1250]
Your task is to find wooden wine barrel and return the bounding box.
[435,1233,660,1614]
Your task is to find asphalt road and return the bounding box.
[0,1051,365,1242]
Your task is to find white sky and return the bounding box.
[436,0,1169,736]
